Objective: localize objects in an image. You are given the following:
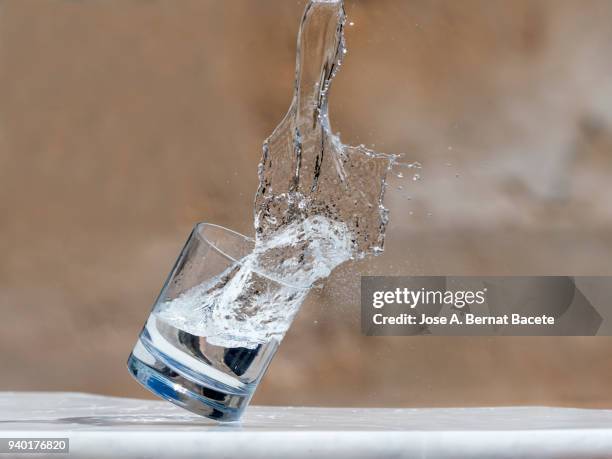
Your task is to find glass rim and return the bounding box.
[194,222,311,291]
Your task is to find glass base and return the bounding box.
[127,348,251,422]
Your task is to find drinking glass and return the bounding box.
[127,223,308,422]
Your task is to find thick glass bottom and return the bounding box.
[127,344,253,422]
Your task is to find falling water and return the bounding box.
[155,0,397,349]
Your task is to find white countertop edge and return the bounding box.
[4,429,612,459]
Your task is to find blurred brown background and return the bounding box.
[2,0,612,408]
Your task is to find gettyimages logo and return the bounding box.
[361,276,606,336]
[372,287,487,309]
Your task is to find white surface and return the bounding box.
[1,392,612,458]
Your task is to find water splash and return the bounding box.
[254,0,396,261]
[156,0,397,348]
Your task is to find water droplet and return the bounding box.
[396,172,404,179]
[349,21,355,26]
[412,173,421,181]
